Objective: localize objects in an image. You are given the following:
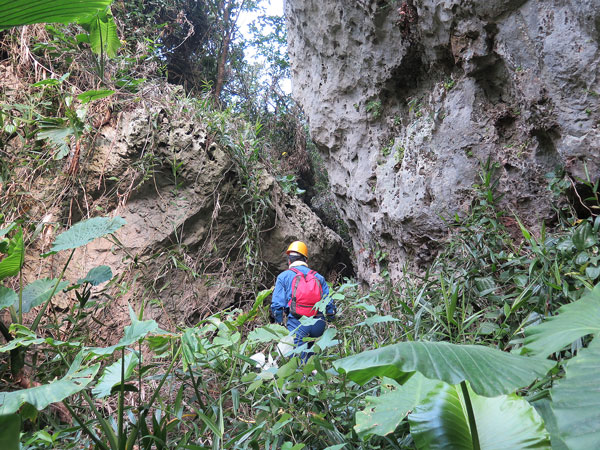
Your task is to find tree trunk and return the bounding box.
[214,0,234,101]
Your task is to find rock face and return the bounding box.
[286,0,600,283]
[38,98,343,331]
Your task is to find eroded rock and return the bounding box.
[286,0,600,283]
[51,104,343,331]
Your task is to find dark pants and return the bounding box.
[286,315,326,362]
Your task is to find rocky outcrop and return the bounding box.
[286,0,600,283]
[34,95,343,330]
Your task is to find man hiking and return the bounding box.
[271,241,336,360]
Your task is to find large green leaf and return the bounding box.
[572,222,597,251]
[0,353,99,414]
[49,216,125,253]
[77,265,112,286]
[0,0,113,28]
[77,89,114,104]
[333,341,554,397]
[471,389,550,449]
[18,278,70,314]
[246,324,288,344]
[87,13,120,57]
[0,229,23,281]
[355,373,440,439]
[92,351,139,398]
[522,285,600,357]
[314,327,339,351]
[409,383,551,449]
[550,337,600,449]
[409,383,472,450]
[0,413,20,450]
[0,287,17,310]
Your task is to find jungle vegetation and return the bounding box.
[0,1,599,449]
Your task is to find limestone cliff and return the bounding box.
[3,82,344,332]
[286,0,600,283]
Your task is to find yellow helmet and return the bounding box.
[286,241,308,258]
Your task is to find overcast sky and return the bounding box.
[238,0,284,32]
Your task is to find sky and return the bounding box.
[237,0,284,37]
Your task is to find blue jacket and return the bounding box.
[271,264,335,324]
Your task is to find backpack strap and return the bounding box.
[307,270,322,297]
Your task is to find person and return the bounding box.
[271,241,336,360]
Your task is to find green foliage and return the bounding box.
[443,78,455,91]
[550,338,600,448]
[0,414,20,450]
[33,76,91,159]
[0,0,113,28]
[0,228,24,281]
[381,139,394,157]
[234,287,273,327]
[0,287,17,310]
[77,265,113,286]
[48,216,125,254]
[366,100,382,119]
[0,353,100,415]
[356,374,439,439]
[521,285,600,448]
[86,12,120,58]
[277,174,306,196]
[409,383,550,449]
[0,215,124,387]
[92,350,139,398]
[522,284,600,357]
[18,278,70,314]
[77,89,114,104]
[85,305,159,356]
[334,341,554,397]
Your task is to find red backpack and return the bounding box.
[288,268,323,318]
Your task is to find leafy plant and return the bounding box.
[0,0,113,28]
[0,216,124,380]
[277,174,306,196]
[334,341,554,396]
[78,8,121,81]
[522,284,600,448]
[366,100,382,119]
[409,382,550,449]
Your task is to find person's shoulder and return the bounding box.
[277,268,295,279]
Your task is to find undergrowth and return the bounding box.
[2,5,599,449]
[1,159,598,449]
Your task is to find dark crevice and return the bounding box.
[495,115,516,135]
[568,181,599,220]
[531,126,561,166]
[382,44,426,103]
